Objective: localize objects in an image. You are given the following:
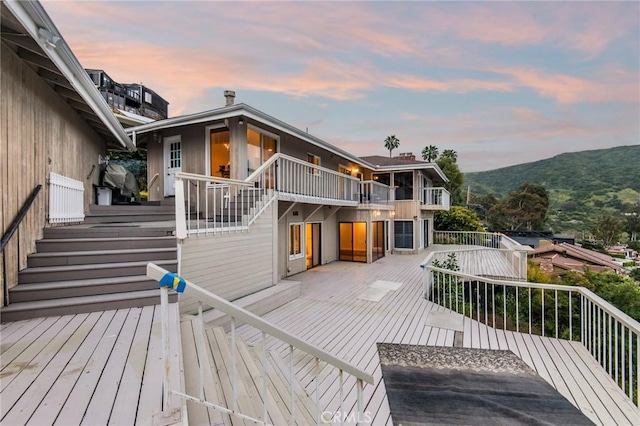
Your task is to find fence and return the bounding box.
[48,172,84,224]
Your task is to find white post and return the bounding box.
[160,287,171,412]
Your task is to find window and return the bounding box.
[394,220,413,249]
[289,223,303,259]
[209,129,230,178]
[373,173,390,186]
[394,172,413,200]
[307,154,320,175]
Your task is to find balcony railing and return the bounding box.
[420,187,450,210]
[422,255,640,408]
[277,155,360,206]
[359,180,393,205]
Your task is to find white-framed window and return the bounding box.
[307,153,320,175]
[289,223,303,259]
[394,220,413,249]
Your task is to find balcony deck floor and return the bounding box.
[0,303,184,425]
[235,251,640,425]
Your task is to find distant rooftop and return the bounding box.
[360,155,431,167]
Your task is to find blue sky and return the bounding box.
[43,1,639,172]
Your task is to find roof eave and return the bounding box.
[4,0,135,152]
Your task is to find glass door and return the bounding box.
[339,222,367,262]
[306,223,321,269]
[372,221,385,261]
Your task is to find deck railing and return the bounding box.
[433,231,531,279]
[421,261,640,407]
[48,172,85,224]
[359,180,393,205]
[277,155,360,205]
[147,263,374,425]
[420,187,450,209]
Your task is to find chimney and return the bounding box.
[395,152,416,161]
[224,90,236,106]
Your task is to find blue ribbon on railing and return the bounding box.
[159,272,186,294]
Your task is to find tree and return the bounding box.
[434,206,485,232]
[384,135,400,158]
[440,149,458,162]
[591,214,623,247]
[625,204,640,241]
[436,157,464,205]
[421,145,439,162]
[488,183,549,230]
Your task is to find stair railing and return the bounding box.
[422,259,640,407]
[147,263,374,425]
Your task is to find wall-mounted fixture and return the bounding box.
[37,28,61,49]
[98,155,109,166]
[238,116,245,126]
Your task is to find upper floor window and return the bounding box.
[394,171,414,200]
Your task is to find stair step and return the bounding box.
[18,259,177,284]
[36,236,175,252]
[0,290,178,322]
[83,213,175,223]
[44,225,174,239]
[27,247,176,267]
[8,275,159,302]
[89,204,176,213]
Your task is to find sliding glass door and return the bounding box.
[339,222,367,262]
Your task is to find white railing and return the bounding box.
[359,181,393,205]
[48,172,84,223]
[433,231,532,276]
[277,155,360,205]
[175,155,278,239]
[147,263,374,425]
[421,187,450,210]
[421,247,528,282]
[421,261,640,407]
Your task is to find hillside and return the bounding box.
[465,145,640,234]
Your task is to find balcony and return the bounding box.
[420,187,450,210]
[359,180,394,206]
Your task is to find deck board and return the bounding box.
[229,252,639,425]
[0,303,184,426]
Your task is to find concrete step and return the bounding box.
[8,275,159,303]
[27,247,176,267]
[36,236,175,252]
[43,225,174,239]
[83,212,175,223]
[18,259,177,284]
[0,290,178,322]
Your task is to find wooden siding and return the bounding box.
[179,204,275,314]
[1,43,106,303]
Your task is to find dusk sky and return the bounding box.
[42,1,639,172]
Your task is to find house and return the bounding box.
[85,68,168,126]
[499,230,576,248]
[126,90,450,312]
[1,0,134,307]
[529,242,624,275]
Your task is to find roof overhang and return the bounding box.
[374,163,449,183]
[1,0,135,151]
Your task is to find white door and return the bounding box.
[164,136,181,197]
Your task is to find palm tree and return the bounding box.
[421,145,439,162]
[441,149,458,162]
[384,135,400,158]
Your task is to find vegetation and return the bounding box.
[487,183,549,231]
[591,213,624,246]
[421,145,439,162]
[465,145,640,234]
[384,135,400,158]
[434,206,484,232]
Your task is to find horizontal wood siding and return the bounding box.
[179,204,275,314]
[1,44,106,303]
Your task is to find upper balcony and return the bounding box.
[420,187,450,210]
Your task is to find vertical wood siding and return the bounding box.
[1,44,106,303]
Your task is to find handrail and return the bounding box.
[1,184,42,253]
[147,172,159,191]
[2,184,42,306]
[424,263,640,335]
[175,171,253,187]
[147,262,374,384]
[277,153,360,182]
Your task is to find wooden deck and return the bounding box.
[0,303,184,425]
[231,252,640,425]
[430,244,523,280]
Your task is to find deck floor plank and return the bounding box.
[28,310,117,425]
[0,315,64,372]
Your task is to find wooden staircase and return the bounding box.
[1,204,178,322]
[181,321,317,425]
